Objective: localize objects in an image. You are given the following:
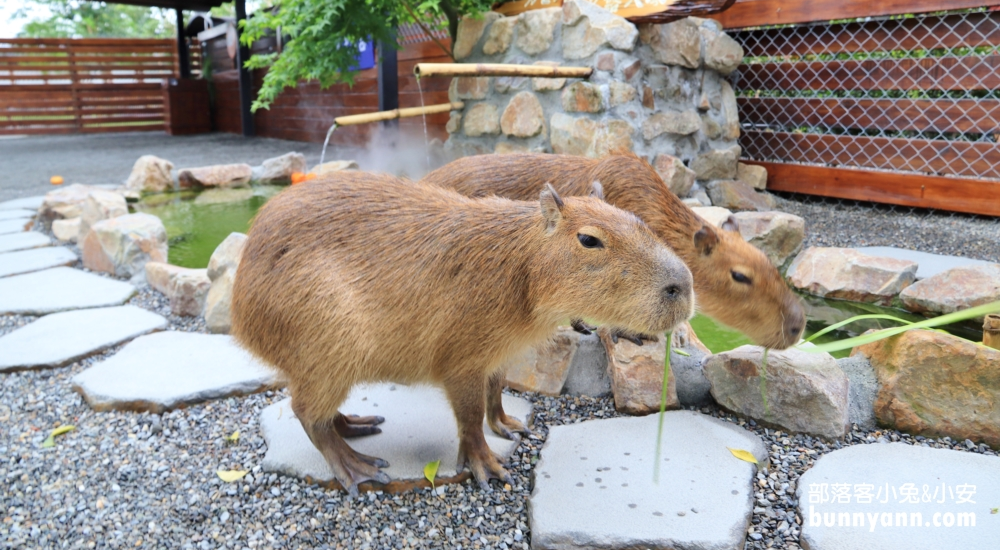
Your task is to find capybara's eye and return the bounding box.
[731,270,752,285]
[577,234,604,249]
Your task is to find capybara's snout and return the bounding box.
[779,294,806,348]
[651,249,695,332]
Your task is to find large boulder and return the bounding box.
[599,328,679,415]
[503,327,580,395]
[732,211,805,267]
[691,145,740,180]
[899,264,1000,316]
[124,155,174,193]
[737,162,767,190]
[256,152,306,184]
[853,329,1000,448]
[78,190,128,240]
[691,205,734,228]
[80,213,167,281]
[38,184,102,229]
[145,262,211,317]
[204,232,247,333]
[52,217,81,243]
[652,154,696,197]
[177,164,252,189]
[787,247,917,305]
[706,179,775,212]
[704,345,850,439]
[500,91,546,138]
[639,18,701,69]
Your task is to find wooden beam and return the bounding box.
[711,0,1000,29]
[752,161,1000,217]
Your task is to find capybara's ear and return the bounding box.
[590,181,605,201]
[693,224,719,256]
[721,215,740,233]
[540,183,564,231]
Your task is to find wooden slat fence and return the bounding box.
[0,38,188,135]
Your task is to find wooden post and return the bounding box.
[176,9,191,79]
[984,314,1000,350]
[234,0,255,137]
[377,29,398,129]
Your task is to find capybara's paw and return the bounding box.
[334,413,386,438]
[458,442,513,491]
[488,412,530,441]
[570,318,597,336]
[332,447,391,498]
[610,327,657,346]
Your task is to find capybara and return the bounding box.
[231,172,694,494]
[422,153,805,349]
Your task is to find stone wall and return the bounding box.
[444,0,744,198]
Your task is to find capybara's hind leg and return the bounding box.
[486,371,529,440]
[445,372,514,490]
[334,413,386,438]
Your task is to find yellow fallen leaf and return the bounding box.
[224,430,240,444]
[41,425,75,448]
[217,470,248,483]
[424,460,440,492]
[991,507,998,515]
[728,447,758,464]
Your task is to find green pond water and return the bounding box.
[134,185,984,353]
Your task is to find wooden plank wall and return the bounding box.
[208,39,452,146]
[0,38,184,135]
[714,1,1000,216]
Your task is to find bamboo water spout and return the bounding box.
[985,314,1000,350]
[414,63,593,78]
[332,102,465,126]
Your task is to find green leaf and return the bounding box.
[424,460,440,492]
[41,424,75,448]
[653,331,672,484]
[672,348,691,357]
[991,507,998,514]
[728,447,759,464]
[217,470,248,483]
[802,314,916,343]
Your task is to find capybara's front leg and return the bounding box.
[486,370,530,440]
[445,372,513,490]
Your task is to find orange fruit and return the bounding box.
[305,172,317,181]
[290,172,305,185]
[50,175,64,185]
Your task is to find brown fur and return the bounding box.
[231,172,693,493]
[422,153,805,349]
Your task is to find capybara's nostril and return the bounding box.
[664,285,681,299]
[785,309,805,340]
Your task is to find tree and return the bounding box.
[240,0,494,111]
[14,0,176,39]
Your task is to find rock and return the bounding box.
[720,81,741,140]
[0,306,166,372]
[899,264,1000,316]
[0,246,77,278]
[652,154,696,197]
[0,196,44,211]
[448,76,490,102]
[550,114,633,158]
[145,262,211,317]
[641,85,654,109]
[595,119,633,157]
[494,75,527,94]
[561,81,603,113]
[78,189,128,240]
[599,328,679,415]
[691,205,735,228]
[671,321,714,406]
[515,8,560,55]
[207,232,246,281]
[454,11,500,60]
[501,91,546,138]
[639,18,701,69]
[0,267,136,315]
[530,61,566,92]
[80,213,168,281]
[796,444,1000,550]
[177,164,252,188]
[503,327,580,395]
[310,160,359,176]
[704,345,850,439]
[446,111,462,134]
[482,16,516,55]
[642,110,700,140]
[531,411,767,550]
[608,81,636,106]
[124,155,174,193]
[596,52,614,71]
[0,208,35,221]
[855,246,995,281]
[204,233,247,334]
[560,0,639,60]
[37,183,102,228]
[837,355,877,430]
[52,218,80,243]
[0,231,50,254]
[494,141,529,154]
[704,32,743,76]
[257,152,306,184]
[732,211,806,267]
[707,180,777,212]
[693,189,712,206]
[462,103,501,137]
[260,385,531,493]
[787,247,917,305]
[854,329,1000,447]
[562,331,612,397]
[737,162,767,190]
[691,145,740,180]
[72,331,280,413]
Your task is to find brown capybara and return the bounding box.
[231,172,694,495]
[422,153,805,349]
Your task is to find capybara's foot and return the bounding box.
[458,439,513,491]
[327,442,391,498]
[570,318,596,335]
[334,413,386,438]
[487,410,530,441]
[610,327,657,346]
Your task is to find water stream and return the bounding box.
[319,122,340,167]
[416,76,431,172]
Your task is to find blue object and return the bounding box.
[348,38,375,71]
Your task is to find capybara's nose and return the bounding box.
[784,303,806,342]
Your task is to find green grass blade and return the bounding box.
[653,331,672,484]
[802,314,915,343]
[796,300,1000,354]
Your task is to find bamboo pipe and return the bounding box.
[332,101,465,126]
[414,63,593,78]
[984,314,1000,350]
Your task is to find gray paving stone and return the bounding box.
[0,209,36,220]
[0,246,77,278]
[857,246,994,280]
[261,385,532,490]
[0,231,51,254]
[0,305,167,372]
[0,195,44,211]
[0,218,31,235]
[797,443,1000,550]
[530,411,767,550]
[72,331,280,413]
[0,267,136,315]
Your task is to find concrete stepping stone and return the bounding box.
[0,305,167,372]
[0,209,36,221]
[72,331,280,413]
[0,195,44,211]
[858,246,995,280]
[0,246,77,278]
[797,443,1000,549]
[530,411,767,550]
[0,231,51,254]
[261,385,532,493]
[0,267,136,315]
[0,218,32,235]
